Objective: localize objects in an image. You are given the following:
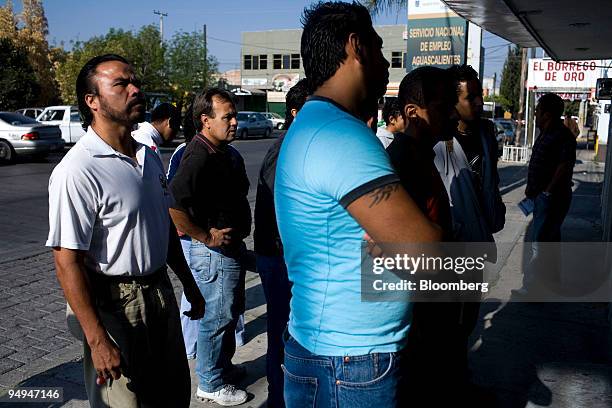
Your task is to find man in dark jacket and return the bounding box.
[169,88,251,406]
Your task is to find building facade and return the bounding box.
[240,25,408,115]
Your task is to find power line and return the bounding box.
[207,36,299,53]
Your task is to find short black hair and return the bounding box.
[537,93,564,119]
[382,98,401,125]
[151,102,180,130]
[284,78,311,128]
[76,54,130,130]
[398,66,455,113]
[301,1,375,91]
[192,88,235,132]
[447,64,481,93]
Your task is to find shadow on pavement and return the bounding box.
[5,360,87,407]
[467,169,612,407]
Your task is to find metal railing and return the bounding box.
[502,145,532,163]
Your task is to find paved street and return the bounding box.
[0,141,610,407]
[0,135,278,407]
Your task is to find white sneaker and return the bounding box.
[196,384,248,406]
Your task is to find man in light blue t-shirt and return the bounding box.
[274,2,442,407]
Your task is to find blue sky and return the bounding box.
[6,0,510,79]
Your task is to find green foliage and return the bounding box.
[55,26,217,107]
[55,25,166,104]
[166,30,218,105]
[362,0,405,14]
[564,100,579,117]
[0,38,40,110]
[499,46,521,116]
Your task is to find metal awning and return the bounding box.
[442,0,612,61]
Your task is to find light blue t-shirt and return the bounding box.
[275,96,412,356]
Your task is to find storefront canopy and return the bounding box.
[442,0,612,60]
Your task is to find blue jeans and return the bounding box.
[524,192,571,288]
[179,237,198,359]
[257,255,292,408]
[191,240,246,392]
[282,331,405,408]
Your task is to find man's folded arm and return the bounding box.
[346,182,442,246]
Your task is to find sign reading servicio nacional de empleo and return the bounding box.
[406,0,468,72]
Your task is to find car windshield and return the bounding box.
[39,109,65,121]
[268,112,281,119]
[236,113,248,121]
[0,112,39,125]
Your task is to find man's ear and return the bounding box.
[201,114,209,130]
[346,32,363,63]
[404,104,418,119]
[290,108,298,118]
[85,94,98,114]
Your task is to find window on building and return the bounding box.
[273,54,282,69]
[244,55,252,70]
[291,54,300,69]
[253,55,259,70]
[260,54,268,70]
[282,55,290,69]
[391,51,403,68]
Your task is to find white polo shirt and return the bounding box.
[132,121,163,162]
[46,127,172,276]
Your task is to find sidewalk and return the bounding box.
[468,148,612,407]
[0,148,610,407]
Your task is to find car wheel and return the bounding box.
[0,140,14,162]
[241,129,248,140]
[277,122,284,130]
[264,128,272,138]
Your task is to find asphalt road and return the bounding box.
[0,133,280,262]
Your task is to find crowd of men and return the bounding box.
[46,1,577,407]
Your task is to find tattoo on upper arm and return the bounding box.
[367,183,399,208]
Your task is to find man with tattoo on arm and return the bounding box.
[274,3,441,407]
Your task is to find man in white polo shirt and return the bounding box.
[47,54,204,408]
[132,102,181,162]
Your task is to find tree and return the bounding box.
[0,0,18,41]
[166,30,218,107]
[499,45,522,115]
[362,0,405,14]
[0,38,40,110]
[16,0,58,105]
[55,25,166,104]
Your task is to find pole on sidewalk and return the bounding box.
[515,47,529,146]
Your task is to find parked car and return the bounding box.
[494,119,515,144]
[15,108,43,119]
[236,111,274,139]
[37,105,85,144]
[0,112,65,162]
[263,112,285,130]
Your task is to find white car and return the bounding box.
[263,112,285,130]
[37,106,85,144]
[0,112,65,162]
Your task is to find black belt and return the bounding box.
[91,266,167,285]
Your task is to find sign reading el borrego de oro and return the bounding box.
[406,0,468,71]
[527,58,600,89]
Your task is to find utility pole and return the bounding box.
[492,72,497,96]
[515,47,529,145]
[203,24,207,62]
[203,24,207,86]
[153,10,167,45]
